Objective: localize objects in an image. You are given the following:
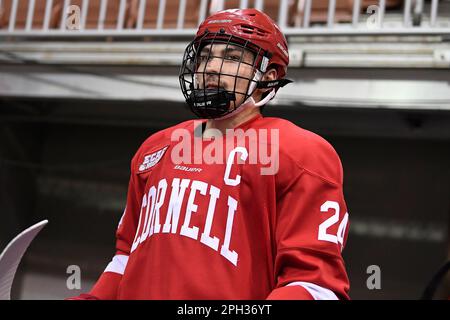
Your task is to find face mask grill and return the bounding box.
[179,31,269,119]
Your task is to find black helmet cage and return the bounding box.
[179,31,271,119]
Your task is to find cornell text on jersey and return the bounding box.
[130,177,239,266]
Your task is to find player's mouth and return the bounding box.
[205,83,226,90]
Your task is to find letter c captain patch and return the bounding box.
[138,146,169,173]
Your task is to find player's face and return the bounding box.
[196,43,256,109]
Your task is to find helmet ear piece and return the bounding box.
[256,78,293,90]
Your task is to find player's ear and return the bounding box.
[257,68,278,96]
[262,68,278,82]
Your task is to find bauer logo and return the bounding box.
[277,43,289,58]
[139,146,169,173]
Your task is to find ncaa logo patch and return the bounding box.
[138,146,169,173]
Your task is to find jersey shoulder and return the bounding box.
[258,117,343,185]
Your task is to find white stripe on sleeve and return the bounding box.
[104,255,129,275]
[287,281,339,300]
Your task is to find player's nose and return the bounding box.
[204,55,223,74]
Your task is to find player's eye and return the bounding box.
[225,54,241,62]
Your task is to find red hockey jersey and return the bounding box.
[88,114,350,300]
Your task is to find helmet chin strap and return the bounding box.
[212,70,274,120]
[242,68,279,108]
[250,88,276,107]
[212,97,256,120]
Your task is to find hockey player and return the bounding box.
[72,8,350,300]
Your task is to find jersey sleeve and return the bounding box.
[267,142,350,300]
[88,156,142,300]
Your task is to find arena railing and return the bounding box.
[0,0,448,37]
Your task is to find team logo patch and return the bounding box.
[138,146,169,173]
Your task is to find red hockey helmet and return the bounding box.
[179,8,291,119]
[197,8,290,78]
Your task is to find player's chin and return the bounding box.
[234,93,248,105]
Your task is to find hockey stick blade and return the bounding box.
[0,220,48,300]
